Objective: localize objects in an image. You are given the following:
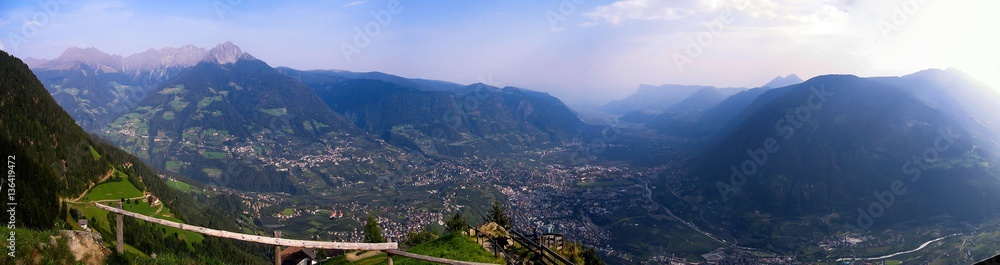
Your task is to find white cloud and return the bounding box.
[344,0,368,7]
[582,0,852,29]
[583,0,699,25]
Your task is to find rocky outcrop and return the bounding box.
[58,230,110,265]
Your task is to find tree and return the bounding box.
[445,212,467,233]
[582,245,606,265]
[363,215,384,243]
[486,201,511,229]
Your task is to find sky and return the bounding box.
[1,0,998,104]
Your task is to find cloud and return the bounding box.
[583,0,699,25]
[344,0,368,7]
[582,0,852,28]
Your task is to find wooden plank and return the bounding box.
[94,203,397,250]
[384,249,501,265]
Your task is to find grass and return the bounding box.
[82,197,206,250]
[197,95,221,109]
[259,107,288,116]
[169,100,189,111]
[89,145,101,160]
[166,179,194,192]
[202,167,222,178]
[162,111,175,120]
[122,199,158,215]
[165,160,181,172]
[84,179,144,201]
[0,227,76,263]
[394,232,503,264]
[75,202,113,232]
[158,85,185,94]
[202,151,227,159]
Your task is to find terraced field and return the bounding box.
[72,174,205,250]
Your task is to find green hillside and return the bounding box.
[0,49,268,264]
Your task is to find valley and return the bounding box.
[9,41,1000,264]
[5,2,1000,264]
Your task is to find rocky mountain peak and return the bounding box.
[203,41,250,65]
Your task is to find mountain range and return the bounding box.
[101,42,390,192]
[599,74,802,116]
[26,42,585,193]
[29,45,207,130]
[665,70,1000,251]
[281,68,584,156]
[18,42,1000,263]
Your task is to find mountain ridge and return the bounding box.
[671,71,1000,251]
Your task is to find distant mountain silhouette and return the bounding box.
[671,71,1000,250]
[281,67,585,156]
[761,74,803,88]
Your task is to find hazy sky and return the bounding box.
[2,0,998,104]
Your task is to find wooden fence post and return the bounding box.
[116,201,123,254]
[274,231,282,265]
[386,238,394,265]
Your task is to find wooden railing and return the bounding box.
[96,202,396,250]
[510,230,575,265]
[469,224,515,264]
[96,202,503,265]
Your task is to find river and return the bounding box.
[835,234,958,262]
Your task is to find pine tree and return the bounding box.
[446,212,467,233]
[486,201,511,229]
[363,215,384,243]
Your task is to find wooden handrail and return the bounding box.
[510,230,575,265]
[99,202,507,265]
[95,203,397,250]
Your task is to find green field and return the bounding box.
[202,167,222,178]
[84,179,144,201]
[165,160,182,172]
[75,200,206,250]
[169,100,189,111]
[158,85,185,94]
[89,145,101,160]
[259,107,288,116]
[202,151,228,159]
[166,179,194,192]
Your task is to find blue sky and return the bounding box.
[2,0,999,104]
